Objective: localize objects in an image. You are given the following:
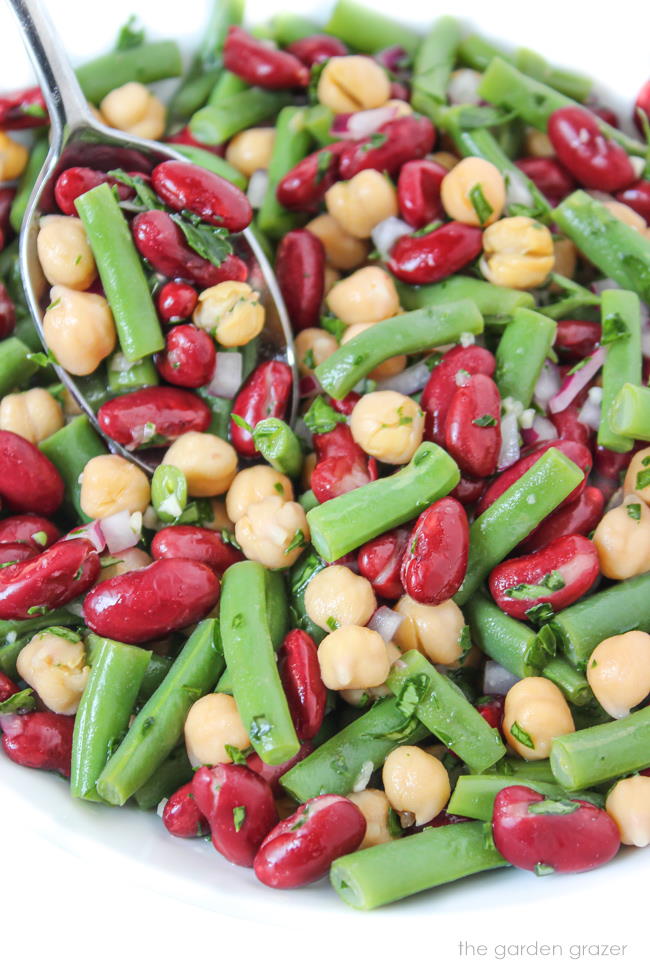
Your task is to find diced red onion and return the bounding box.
[330,104,399,140]
[497,410,521,470]
[447,68,483,106]
[533,359,561,410]
[206,351,243,399]
[367,606,404,643]
[371,216,412,258]
[548,346,606,414]
[375,359,431,395]
[373,45,409,74]
[483,660,520,696]
[246,169,268,209]
[504,169,535,208]
[590,277,620,295]
[521,414,559,446]
[99,510,141,555]
[63,521,106,553]
[299,373,322,398]
[578,386,603,431]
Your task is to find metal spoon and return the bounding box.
[6,0,297,473]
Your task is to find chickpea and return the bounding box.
[350,391,424,465]
[100,82,166,139]
[80,454,151,520]
[43,286,116,376]
[99,546,152,581]
[323,265,341,295]
[523,129,554,157]
[301,452,317,491]
[440,157,506,227]
[587,631,650,719]
[17,631,89,715]
[193,281,265,348]
[235,495,309,569]
[551,236,577,282]
[0,131,28,181]
[339,641,401,706]
[503,676,575,760]
[184,692,250,768]
[294,327,339,376]
[480,216,555,290]
[61,386,82,417]
[592,497,650,580]
[317,56,390,113]
[382,746,450,826]
[624,448,650,504]
[164,432,237,497]
[326,170,398,239]
[429,151,459,171]
[0,388,64,444]
[225,127,275,177]
[342,322,407,379]
[347,789,394,848]
[306,214,369,270]
[226,465,294,523]
[603,200,647,233]
[385,99,413,118]
[36,216,97,290]
[394,595,466,666]
[305,564,377,632]
[201,498,235,533]
[606,776,650,847]
[317,624,391,691]
[327,266,400,326]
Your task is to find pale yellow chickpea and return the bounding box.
[80,454,151,520]
[350,391,424,465]
[306,214,369,270]
[99,546,152,581]
[0,388,64,444]
[603,200,647,233]
[225,465,293,523]
[592,497,650,579]
[305,564,377,632]
[342,323,407,379]
[503,676,575,760]
[382,746,450,826]
[301,452,317,491]
[61,386,82,417]
[317,624,391,691]
[0,131,28,181]
[326,170,399,239]
[623,448,650,504]
[294,327,339,376]
[193,281,265,348]
[164,432,238,497]
[339,641,401,706]
[429,151,459,171]
[385,99,413,118]
[440,157,506,227]
[234,495,309,569]
[552,236,577,282]
[323,265,341,295]
[394,595,466,666]
[606,776,650,846]
[225,127,275,177]
[17,631,88,715]
[184,693,250,768]
[36,216,97,290]
[347,789,394,848]
[587,631,650,719]
[327,266,400,326]
[201,499,235,533]
[43,286,116,376]
[100,82,166,139]
[317,56,390,113]
[480,216,555,289]
[523,129,554,157]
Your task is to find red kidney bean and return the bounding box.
[518,485,605,555]
[338,116,436,180]
[275,229,325,332]
[0,432,64,516]
[451,473,486,506]
[634,80,650,134]
[224,26,309,90]
[547,107,635,192]
[421,345,496,446]
[166,126,225,157]
[276,143,349,212]
[254,794,365,888]
[151,160,252,233]
[615,180,650,223]
[397,159,447,228]
[0,514,60,549]
[246,741,313,797]
[0,540,39,567]
[492,785,620,873]
[286,34,348,66]
[155,325,216,388]
[388,221,483,285]
[54,167,132,216]
[0,671,19,703]
[1,712,74,777]
[555,319,602,362]
[445,374,502,478]
[551,402,590,447]
[594,443,634,481]
[0,85,48,130]
[329,392,360,416]
[279,629,327,740]
[514,156,575,206]
[97,387,211,448]
[0,282,16,340]
[358,526,409,600]
[476,694,505,731]
[230,360,293,458]
[84,558,219,643]
[389,81,410,101]
[592,104,619,128]
[408,811,471,835]
[192,763,278,867]
[0,538,99,620]
[162,782,210,838]
[374,45,411,76]
[311,423,377,503]
[156,281,199,323]
[151,525,242,573]
[400,498,469,604]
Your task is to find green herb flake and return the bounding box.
[412,219,443,238]
[542,570,565,592]
[458,624,472,661]
[0,688,37,715]
[115,14,145,50]
[636,469,650,491]
[22,103,47,119]
[526,603,555,627]
[468,183,494,226]
[387,807,402,838]
[232,805,247,832]
[303,348,316,370]
[303,395,346,434]
[472,414,497,427]
[510,721,534,749]
[627,503,642,521]
[315,149,333,184]
[108,168,162,211]
[26,605,48,617]
[30,531,48,547]
[0,560,18,570]
[566,355,593,377]
[285,529,306,555]
[528,798,580,816]
[326,616,340,630]
[225,744,249,765]
[320,315,348,342]
[170,214,233,269]
[602,311,629,345]
[362,132,388,151]
[396,674,429,719]
[534,862,555,876]
[42,626,81,642]
[230,413,253,433]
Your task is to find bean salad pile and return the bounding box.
[2,0,650,910]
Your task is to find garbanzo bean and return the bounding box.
[225,127,275,177]
[317,56,390,113]
[351,391,424,465]
[327,266,400,326]
[339,641,401,706]
[100,82,166,139]
[606,776,650,846]
[394,595,466,665]
[440,157,506,227]
[163,432,238,497]
[80,454,151,520]
[480,216,555,289]
[306,213,369,270]
[226,465,294,523]
[235,495,309,569]
[429,151,460,171]
[592,497,650,579]
[326,170,399,239]
[99,546,152,581]
[382,745,450,826]
[317,624,391,691]
[552,235,577,281]
[305,564,377,632]
[587,631,650,719]
[603,200,647,233]
[201,498,235,532]
[347,788,394,848]
[184,692,250,767]
[17,631,89,715]
[36,215,97,290]
[301,452,317,491]
[0,131,28,181]
[0,388,64,444]
[503,676,575,760]
[342,322,407,378]
[43,286,116,376]
[623,447,650,504]
[193,281,265,347]
[523,129,554,157]
[294,327,339,376]
[323,265,341,294]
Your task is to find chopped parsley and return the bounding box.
[225,745,249,765]
[326,616,340,631]
[510,721,534,749]
[627,503,642,521]
[115,15,145,50]
[232,805,247,832]
[528,798,580,816]
[468,183,494,226]
[636,469,650,491]
[601,311,629,345]
[303,395,346,434]
[534,862,555,877]
[284,529,306,555]
[170,213,233,268]
[320,315,348,342]
[230,413,253,433]
[314,149,334,183]
[302,348,316,370]
[472,414,497,427]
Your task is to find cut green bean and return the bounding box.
[134,747,193,810]
[76,42,183,105]
[40,415,106,521]
[303,104,337,146]
[324,0,421,54]
[151,464,188,523]
[10,136,48,233]
[0,337,39,397]
[0,639,30,682]
[610,383,650,441]
[298,489,318,513]
[493,757,556,783]
[171,144,248,190]
[447,774,602,821]
[252,417,303,478]
[411,17,461,115]
[540,274,602,321]
[465,592,553,677]
[270,12,320,44]
[598,289,642,452]
[288,549,327,643]
[542,657,594,708]
[107,354,159,394]
[137,653,173,706]
[190,89,292,146]
[551,705,650,790]
[495,308,557,408]
[257,106,311,238]
[215,667,233,694]
[395,275,534,327]
[207,70,248,106]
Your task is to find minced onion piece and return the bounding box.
[206,351,243,399]
[100,510,141,555]
[578,386,603,431]
[330,103,399,139]
[367,606,404,643]
[504,169,535,208]
[446,68,483,106]
[483,660,520,696]
[497,410,521,470]
[548,346,606,414]
[247,169,268,209]
[157,494,183,520]
[533,359,561,410]
[352,760,374,792]
[375,359,432,395]
[590,277,619,295]
[521,414,559,446]
[299,373,322,399]
[371,216,412,259]
[64,521,106,552]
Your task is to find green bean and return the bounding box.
[493,757,556,783]
[0,337,39,397]
[394,274,534,328]
[542,657,594,708]
[324,0,420,54]
[257,106,311,238]
[252,417,303,477]
[540,274,602,321]
[75,368,112,411]
[465,592,553,677]
[76,42,183,105]
[190,89,292,146]
[40,415,106,521]
[12,314,41,354]
[447,774,602,821]
[411,17,461,115]
[207,70,248,107]
[107,354,159,394]
[288,549,327,643]
[10,136,48,233]
[597,289,642,452]
[0,638,30,681]
[172,144,248,190]
[0,611,82,679]
[303,104,337,146]
[551,705,650,790]
[610,383,650,441]
[137,654,173,706]
[134,747,193,810]
[151,464,188,523]
[270,12,320,44]
[298,489,318,513]
[215,668,233,694]
[495,308,557,408]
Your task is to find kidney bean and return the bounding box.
[358,526,409,600]
[0,540,39,567]
[388,221,483,285]
[151,525,242,573]
[374,45,411,76]
[400,498,469,605]
[397,159,447,228]
[547,107,635,192]
[275,229,325,332]
[555,319,602,362]
[338,116,436,180]
[514,156,575,206]
[518,485,605,555]
[151,160,252,233]
[1,712,74,777]
[390,81,410,101]
[476,694,505,731]
[278,629,327,740]
[492,785,620,873]
[551,402,590,447]
[156,281,199,324]
[132,210,248,288]
[54,167,133,216]
[0,282,16,340]
[594,443,634,482]
[408,811,470,834]
[246,741,313,797]
[592,104,619,128]
[286,34,348,67]
[0,187,16,247]
[421,345,496,446]
[444,374,502,479]
[0,538,99,620]
[451,474,486,506]
[329,392,360,416]
[0,671,19,703]
[97,387,211,448]
[224,26,309,90]
[84,558,219,643]
[276,143,349,212]
[230,360,293,458]
[0,85,48,130]
[166,126,225,157]
[155,325,216,388]
[634,80,650,134]
[254,794,365,888]
[0,432,64,516]
[162,782,210,838]
[311,423,377,502]
[0,514,60,549]
[615,180,650,223]
[192,763,278,867]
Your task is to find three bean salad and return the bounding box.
[2,0,650,910]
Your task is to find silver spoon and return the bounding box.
[6,0,297,473]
